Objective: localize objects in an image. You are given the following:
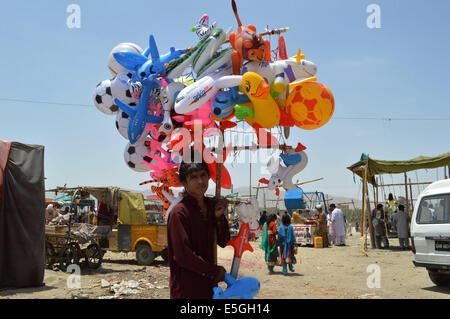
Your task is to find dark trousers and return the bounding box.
[375,235,389,248]
[398,238,410,249]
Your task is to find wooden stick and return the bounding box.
[249,153,252,198]
[409,178,414,214]
[361,179,365,237]
[404,172,409,215]
[377,182,433,187]
[209,144,292,153]
[260,27,290,37]
[213,128,225,265]
[366,175,376,249]
[223,27,289,44]
[252,177,324,189]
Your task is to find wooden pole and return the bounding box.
[249,154,252,198]
[373,183,378,210]
[210,144,293,153]
[255,182,260,200]
[213,129,225,265]
[404,172,409,215]
[409,178,414,214]
[263,189,267,210]
[366,179,376,249]
[361,167,367,254]
[376,178,379,208]
[376,182,433,187]
[361,181,365,237]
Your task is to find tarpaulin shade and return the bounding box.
[0,142,45,288]
[347,152,450,185]
[118,192,147,225]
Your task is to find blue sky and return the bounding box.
[0,0,449,201]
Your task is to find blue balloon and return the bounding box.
[112,35,189,144]
[213,273,260,299]
[212,86,250,120]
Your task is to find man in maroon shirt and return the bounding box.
[167,160,230,299]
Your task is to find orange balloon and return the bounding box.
[286,82,335,130]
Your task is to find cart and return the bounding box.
[292,223,318,246]
[46,186,169,266]
[45,215,106,271]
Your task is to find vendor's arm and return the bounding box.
[168,206,223,281]
[216,214,231,248]
[213,198,231,247]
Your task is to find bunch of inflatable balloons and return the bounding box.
[92,0,335,215]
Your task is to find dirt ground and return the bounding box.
[1,228,449,299]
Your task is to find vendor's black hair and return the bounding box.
[178,148,210,183]
[282,213,291,226]
[179,161,210,183]
[388,193,394,201]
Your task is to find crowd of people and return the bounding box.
[45,203,97,225]
[372,200,411,250]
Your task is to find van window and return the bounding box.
[416,194,450,224]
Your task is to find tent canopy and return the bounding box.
[347,152,450,185]
[47,186,120,208]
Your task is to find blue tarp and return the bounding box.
[284,188,306,210]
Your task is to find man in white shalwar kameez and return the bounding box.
[327,213,334,245]
[330,204,346,246]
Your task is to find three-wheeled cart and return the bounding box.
[45,217,106,271]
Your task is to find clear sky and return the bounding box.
[0,0,449,201]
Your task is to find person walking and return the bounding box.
[393,204,411,250]
[330,204,346,246]
[278,213,296,275]
[260,213,279,273]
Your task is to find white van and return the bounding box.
[411,179,450,286]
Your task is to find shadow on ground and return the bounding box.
[421,285,450,295]
[0,284,56,297]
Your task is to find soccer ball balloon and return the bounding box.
[123,138,155,172]
[108,42,143,76]
[286,82,334,130]
[115,109,131,139]
[93,79,119,115]
[110,72,139,106]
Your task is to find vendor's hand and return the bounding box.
[214,266,226,283]
[215,198,229,219]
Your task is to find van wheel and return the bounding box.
[136,243,155,266]
[428,269,450,286]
